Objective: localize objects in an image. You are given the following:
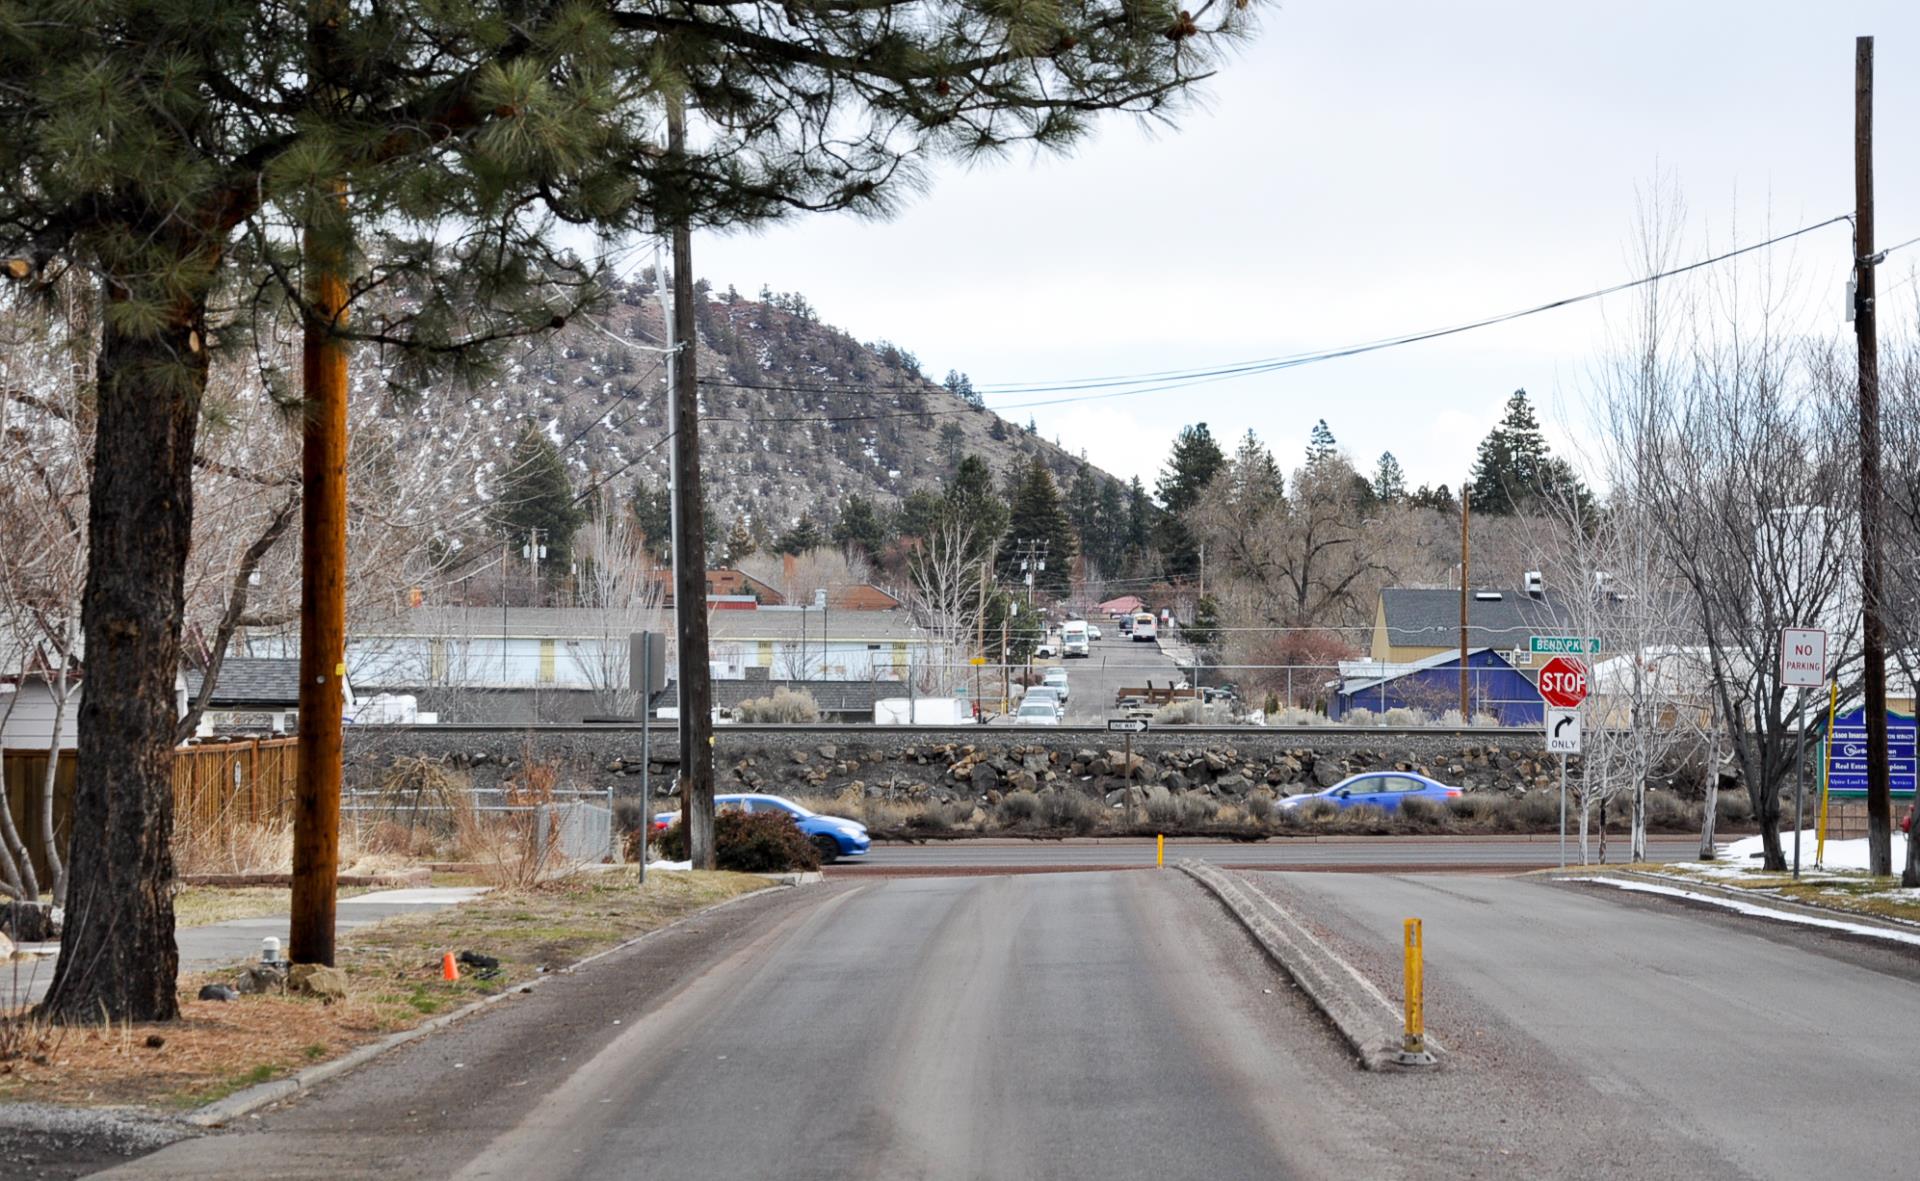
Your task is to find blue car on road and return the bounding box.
[1276,771,1462,813]
[653,792,871,863]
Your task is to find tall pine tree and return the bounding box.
[1155,423,1227,579]
[1001,456,1077,595]
[1372,452,1408,503]
[495,422,586,576]
[1467,389,1593,516]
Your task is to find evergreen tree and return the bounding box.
[1410,483,1459,517]
[896,488,947,541]
[1226,430,1285,505]
[1095,476,1129,572]
[1125,477,1154,561]
[1154,423,1227,578]
[777,515,825,555]
[1306,419,1338,465]
[989,417,1009,442]
[630,480,674,560]
[1000,456,1077,594]
[1467,389,1593,516]
[833,495,885,560]
[1373,452,1408,503]
[939,420,967,467]
[494,422,586,576]
[724,519,758,565]
[1066,462,1103,568]
[943,455,1009,563]
[1187,595,1222,649]
[943,369,983,408]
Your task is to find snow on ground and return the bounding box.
[646,859,694,872]
[1571,877,1920,945]
[1718,831,1912,872]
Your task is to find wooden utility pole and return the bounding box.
[975,558,990,719]
[291,187,348,964]
[666,91,717,870]
[1458,484,1470,721]
[1854,35,1894,878]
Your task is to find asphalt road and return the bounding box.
[842,835,1703,871]
[96,867,1920,1180]
[102,874,1391,1180]
[1257,871,1920,1180]
[990,626,1186,723]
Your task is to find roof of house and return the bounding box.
[1338,647,1509,694]
[1098,595,1145,614]
[1378,588,1576,650]
[366,605,926,643]
[182,658,312,708]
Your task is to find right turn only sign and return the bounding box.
[1546,708,1582,754]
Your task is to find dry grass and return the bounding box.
[0,869,768,1110]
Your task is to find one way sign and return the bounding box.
[1546,708,1582,754]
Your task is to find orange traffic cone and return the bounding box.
[442,951,459,981]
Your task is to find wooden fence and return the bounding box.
[0,737,300,885]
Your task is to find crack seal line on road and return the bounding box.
[185,880,804,1129]
[1178,860,1439,1072]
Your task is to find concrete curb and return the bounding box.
[1563,868,1920,935]
[1180,860,1435,1071]
[186,881,799,1128]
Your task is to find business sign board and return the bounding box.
[1529,636,1601,655]
[1778,627,1828,689]
[1546,708,1582,754]
[1826,707,1919,796]
[1537,656,1590,709]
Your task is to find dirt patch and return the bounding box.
[0,869,769,1110]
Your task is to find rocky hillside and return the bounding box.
[438,273,1106,542]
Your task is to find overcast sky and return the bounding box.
[690,1,1920,494]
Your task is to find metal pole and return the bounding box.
[1558,753,1567,869]
[1794,687,1807,879]
[1458,485,1470,720]
[639,630,651,886]
[1124,729,1133,829]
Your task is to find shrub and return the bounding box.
[997,790,1043,827]
[1245,792,1275,823]
[735,687,821,723]
[1641,789,1695,832]
[1716,790,1754,827]
[1514,792,1558,829]
[1382,708,1427,727]
[652,810,820,872]
[1042,790,1100,834]
[1345,708,1375,727]
[1448,794,1516,832]
[1263,693,1281,716]
[1330,803,1391,833]
[1179,794,1220,825]
[1143,791,1182,825]
[1397,796,1451,831]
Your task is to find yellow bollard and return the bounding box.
[1156,833,1164,869]
[1394,918,1436,1066]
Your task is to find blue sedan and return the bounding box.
[653,792,871,863]
[1276,772,1463,813]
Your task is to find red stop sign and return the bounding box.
[1538,656,1589,709]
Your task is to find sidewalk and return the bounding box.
[4,886,489,1008]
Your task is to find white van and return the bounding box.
[1060,619,1090,657]
[1131,611,1157,642]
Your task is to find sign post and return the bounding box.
[1539,657,1590,869]
[1108,718,1148,827]
[1780,628,1828,879]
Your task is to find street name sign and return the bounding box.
[1529,636,1601,655]
[1546,708,1582,754]
[1537,656,1589,709]
[1779,627,1828,689]
[1107,718,1149,733]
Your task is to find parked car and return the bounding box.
[1035,639,1060,658]
[1088,624,1102,641]
[1043,667,1070,701]
[1014,699,1062,726]
[652,792,870,863]
[1276,772,1463,813]
[1118,615,1132,634]
[1021,685,1065,717]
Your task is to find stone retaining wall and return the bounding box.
[343,725,1691,804]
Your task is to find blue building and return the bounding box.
[1332,648,1543,726]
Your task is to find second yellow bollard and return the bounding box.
[1156,833,1164,869]
[1393,917,1436,1066]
